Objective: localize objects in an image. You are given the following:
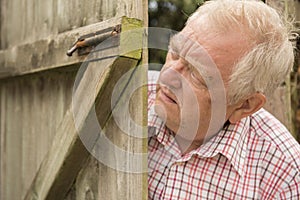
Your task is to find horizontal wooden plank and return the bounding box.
[0,0,145,50]
[0,16,143,79]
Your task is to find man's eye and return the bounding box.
[191,70,206,88]
[191,71,201,83]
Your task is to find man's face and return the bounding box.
[155,19,249,148]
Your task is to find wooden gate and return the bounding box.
[0,0,148,199]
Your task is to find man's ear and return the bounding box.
[228,93,266,123]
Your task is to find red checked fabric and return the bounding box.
[148,71,300,200]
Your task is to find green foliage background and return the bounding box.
[148,0,204,69]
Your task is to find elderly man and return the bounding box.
[148,0,300,199]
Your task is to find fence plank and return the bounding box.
[0,17,126,79]
[0,70,78,200]
[0,0,145,49]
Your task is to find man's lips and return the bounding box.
[158,86,177,104]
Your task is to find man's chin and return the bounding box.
[154,103,167,122]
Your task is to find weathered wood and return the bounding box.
[263,0,297,135]
[0,86,3,199]
[1,0,148,199]
[64,9,148,200]
[0,68,78,200]
[97,68,147,200]
[24,56,143,200]
[63,63,147,200]
[264,86,292,131]
[0,16,146,79]
[64,157,98,200]
[74,157,100,200]
[0,17,126,79]
[0,0,145,49]
[0,16,146,200]
[23,16,145,199]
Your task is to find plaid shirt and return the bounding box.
[148,71,300,200]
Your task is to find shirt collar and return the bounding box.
[148,105,249,177]
[192,117,250,177]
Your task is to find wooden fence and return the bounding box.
[0,0,148,199]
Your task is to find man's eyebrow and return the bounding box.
[168,34,183,54]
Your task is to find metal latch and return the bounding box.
[67,25,121,56]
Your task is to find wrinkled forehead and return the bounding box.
[173,16,251,79]
[168,30,219,78]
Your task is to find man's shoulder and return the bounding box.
[250,108,300,170]
[250,108,291,137]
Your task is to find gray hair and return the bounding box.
[188,0,295,104]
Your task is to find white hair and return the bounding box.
[187,0,295,104]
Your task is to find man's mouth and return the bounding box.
[159,86,177,104]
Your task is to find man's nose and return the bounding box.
[160,62,185,89]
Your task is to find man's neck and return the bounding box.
[175,136,204,155]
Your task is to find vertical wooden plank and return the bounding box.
[75,157,99,200]
[0,69,79,200]
[0,84,6,200]
[0,85,1,199]
[21,78,36,200]
[6,81,22,200]
[263,0,296,134]
[96,64,147,200]
[64,156,100,200]
[294,0,300,141]
[264,87,292,130]
[19,75,70,199]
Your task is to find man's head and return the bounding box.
[188,0,294,105]
[155,0,294,151]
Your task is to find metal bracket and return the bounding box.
[67,25,121,56]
